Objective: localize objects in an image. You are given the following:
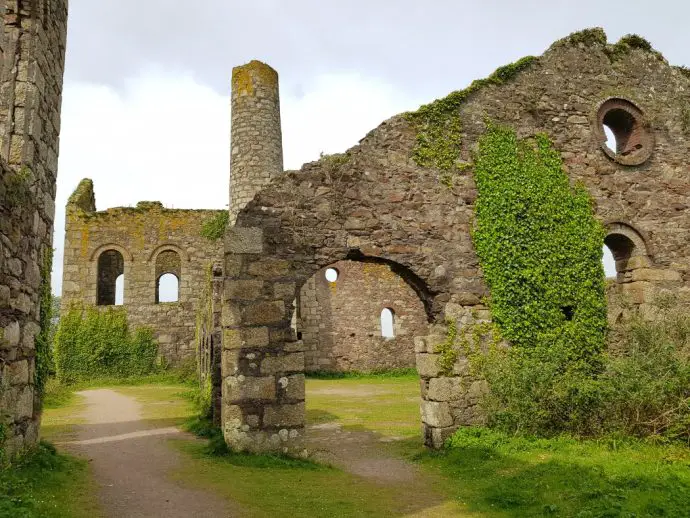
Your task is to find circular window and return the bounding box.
[595,98,653,166]
[324,268,339,282]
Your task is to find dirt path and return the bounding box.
[60,389,233,518]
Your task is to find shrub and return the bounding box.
[600,297,690,442]
[54,305,158,383]
[476,296,690,443]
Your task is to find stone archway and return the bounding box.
[221,220,441,453]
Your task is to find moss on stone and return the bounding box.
[232,60,278,96]
[4,167,34,209]
[606,34,665,63]
[200,211,230,241]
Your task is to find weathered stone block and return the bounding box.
[415,353,441,377]
[420,400,453,428]
[224,280,264,301]
[8,360,29,385]
[427,377,462,402]
[225,227,263,254]
[247,259,290,278]
[261,353,305,375]
[225,375,276,403]
[221,351,241,377]
[631,268,682,282]
[279,374,305,400]
[243,300,285,325]
[273,282,296,300]
[263,402,305,427]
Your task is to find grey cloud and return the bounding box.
[67,0,690,103]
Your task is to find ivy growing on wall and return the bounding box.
[405,55,537,181]
[472,125,607,367]
[54,305,158,383]
[200,211,229,241]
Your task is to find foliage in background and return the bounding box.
[54,305,158,383]
[200,211,229,241]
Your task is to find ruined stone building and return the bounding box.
[51,26,690,455]
[0,0,68,455]
[220,32,690,453]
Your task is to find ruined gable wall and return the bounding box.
[0,0,68,455]
[222,33,690,451]
[300,260,426,372]
[62,182,224,364]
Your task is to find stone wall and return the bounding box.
[0,0,68,456]
[222,32,690,452]
[61,179,224,364]
[299,260,427,372]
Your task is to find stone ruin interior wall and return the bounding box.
[222,32,690,453]
[61,180,224,365]
[299,260,427,372]
[0,0,68,456]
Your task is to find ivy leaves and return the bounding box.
[473,126,607,366]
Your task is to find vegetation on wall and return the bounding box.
[473,125,607,362]
[200,211,229,241]
[54,305,158,383]
[3,167,34,209]
[466,125,608,435]
[405,56,537,181]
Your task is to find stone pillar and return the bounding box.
[221,227,305,454]
[0,0,69,457]
[229,60,283,224]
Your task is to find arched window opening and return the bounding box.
[604,233,636,275]
[381,308,395,338]
[155,250,181,303]
[157,273,179,303]
[325,267,339,283]
[602,244,617,279]
[97,249,125,306]
[115,274,124,306]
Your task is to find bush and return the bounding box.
[54,305,158,383]
[600,297,690,442]
[477,297,690,443]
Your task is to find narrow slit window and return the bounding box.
[381,308,395,338]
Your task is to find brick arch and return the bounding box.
[604,221,652,273]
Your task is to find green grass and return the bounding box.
[36,374,690,517]
[170,439,456,517]
[306,374,421,438]
[0,442,101,518]
[417,427,690,517]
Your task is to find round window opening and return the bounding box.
[325,268,339,282]
[596,98,653,166]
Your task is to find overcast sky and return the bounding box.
[53,0,690,294]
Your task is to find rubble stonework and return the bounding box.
[61,179,224,364]
[299,260,427,372]
[0,0,68,456]
[222,33,690,452]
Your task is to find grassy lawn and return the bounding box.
[10,373,688,517]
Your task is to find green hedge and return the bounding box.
[54,306,158,383]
